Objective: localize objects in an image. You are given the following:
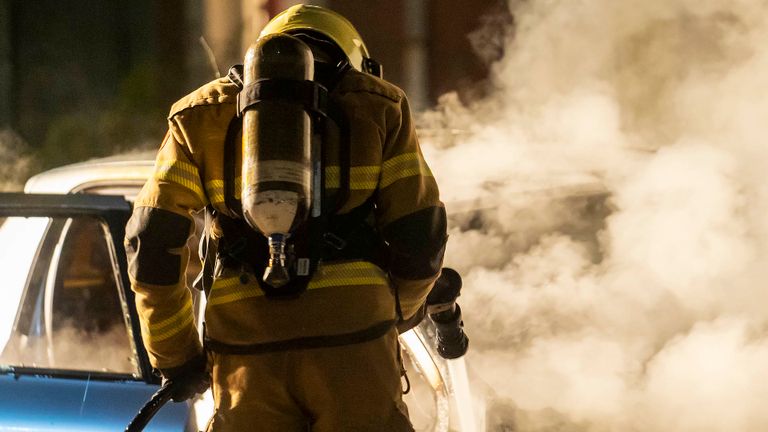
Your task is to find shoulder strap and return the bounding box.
[325,61,353,213]
[223,115,243,217]
[222,65,245,217]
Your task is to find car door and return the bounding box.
[0,193,193,431]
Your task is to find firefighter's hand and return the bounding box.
[159,353,211,402]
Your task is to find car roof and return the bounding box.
[24,151,155,195]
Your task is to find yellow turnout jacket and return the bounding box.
[125,68,447,369]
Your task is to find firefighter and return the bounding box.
[125,5,447,431]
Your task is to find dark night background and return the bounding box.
[0,0,509,179]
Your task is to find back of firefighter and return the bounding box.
[125,5,447,431]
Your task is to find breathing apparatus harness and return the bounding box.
[193,34,406,356]
[202,45,383,299]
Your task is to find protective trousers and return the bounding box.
[205,329,414,432]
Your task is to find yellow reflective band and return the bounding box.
[155,159,207,204]
[326,166,381,190]
[208,277,261,306]
[206,178,243,204]
[145,300,194,342]
[205,180,225,205]
[307,276,388,289]
[308,261,389,289]
[208,261,389,306]
[380,152,433,188]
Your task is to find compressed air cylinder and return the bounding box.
[241,34,314,288]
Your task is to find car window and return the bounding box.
[0,216,50,352]
[0,215,139,376]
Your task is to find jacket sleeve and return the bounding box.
[376,94,448,325]
[124,130,208,370]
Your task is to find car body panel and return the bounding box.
[0,374,189,432]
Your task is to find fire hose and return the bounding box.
[125,380,175,432]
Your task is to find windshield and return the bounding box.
[0,215,139,376]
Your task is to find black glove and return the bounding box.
[158,353,211,403]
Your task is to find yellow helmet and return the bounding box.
[260,4,381,77]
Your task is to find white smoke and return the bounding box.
[47,325,139,374]
[0,129,34,192]
[421,0,768,430]
[1,325,138,375]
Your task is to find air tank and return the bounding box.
[241,34,314,288]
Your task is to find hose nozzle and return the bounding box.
[427,268,469,359]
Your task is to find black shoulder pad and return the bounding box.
[383,206,448,280]
[125,207,192,286]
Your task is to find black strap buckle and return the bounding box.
[238,79,328,117]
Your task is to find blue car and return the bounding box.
[0,192,194,431]
[0,154,475,431]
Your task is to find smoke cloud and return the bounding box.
[421,0,768,430]
[1,325,139,375]
[0,129,34,192]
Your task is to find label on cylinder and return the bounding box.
[245,160,310,185]
[297,258,310,276]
